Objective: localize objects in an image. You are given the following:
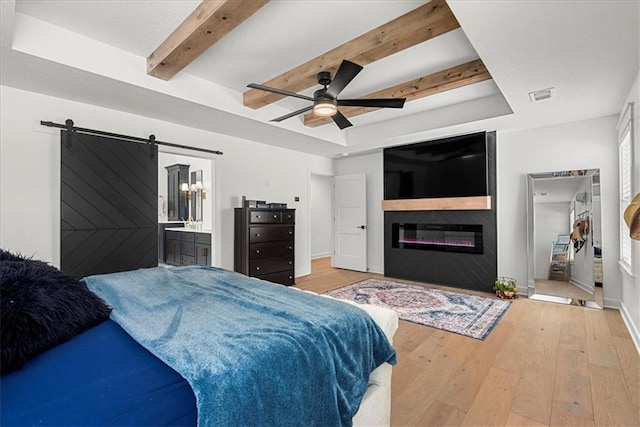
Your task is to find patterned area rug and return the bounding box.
[325,278,511,340]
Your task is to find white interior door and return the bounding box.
[332,173,367,272]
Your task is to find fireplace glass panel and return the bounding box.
[392,223,483,254]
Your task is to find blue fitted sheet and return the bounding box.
[0,319,197,426]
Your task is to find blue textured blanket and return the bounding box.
[83,266,396,427]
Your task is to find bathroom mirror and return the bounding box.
[190,170,203,222]
[526,169,603,308]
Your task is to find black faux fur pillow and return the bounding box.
[0,250,112,374]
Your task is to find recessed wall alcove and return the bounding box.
[383,133,497,293]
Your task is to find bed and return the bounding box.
[0,252,398,427]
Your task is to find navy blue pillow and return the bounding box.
[0,250,112,374]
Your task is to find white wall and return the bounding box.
[534,202,570,278]
[310,174,332,259]
[334,152,385,274]
[621,69,640,348]
[0,86,333,277]
[498,115,620,307]
[333,116,620,306]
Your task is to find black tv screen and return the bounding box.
[384,132,488,200]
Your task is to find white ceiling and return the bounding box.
[1,0,638,158]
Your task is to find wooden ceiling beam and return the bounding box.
[147,0,269,81]
[303,59,491,127]
[243,0,460,109]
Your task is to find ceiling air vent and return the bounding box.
[529,87,555,102]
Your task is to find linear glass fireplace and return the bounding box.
[392,223,483,254]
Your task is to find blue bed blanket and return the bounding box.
[83,266,396,427]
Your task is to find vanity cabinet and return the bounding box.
[234,208,295,286]
[165,164,190,221]
[158,221,183,262]
[165,230,211,266]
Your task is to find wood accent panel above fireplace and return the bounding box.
[382,196,492,211]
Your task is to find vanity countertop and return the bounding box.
[165,227,212,234]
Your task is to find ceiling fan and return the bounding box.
[247,60,406,130]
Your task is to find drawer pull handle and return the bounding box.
[255,233,261,237]
[256,250,260,254]
[288,261,292,265]
[273,215,277,218]
[288,246,292,250]
[288,231,292,235]
[256,267,260,271]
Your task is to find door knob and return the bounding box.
[357,225,366,229]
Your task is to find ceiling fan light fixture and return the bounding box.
[313,100,337,117]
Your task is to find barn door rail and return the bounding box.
[40,119,223,156]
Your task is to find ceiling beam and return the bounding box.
[147,0,269,81]
[303,59,491,127]
[243,0,460,109]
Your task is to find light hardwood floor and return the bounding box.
[296,258,640,427]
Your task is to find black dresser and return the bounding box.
[234,208,295,286]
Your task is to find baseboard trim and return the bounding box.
[311,252,332,260]
[619,300,640,355]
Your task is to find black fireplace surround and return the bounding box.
[392,223,483,254]
[383,132,497,293]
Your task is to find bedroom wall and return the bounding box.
[0,86,333,277]
[621,69,640,348]
[333,116,620,303]
[498,116,620,306]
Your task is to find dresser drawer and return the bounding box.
[181,254,195,266]
[249,226,294,243]
[180,240,195,256]
[250,211,281,223]
[282,211,295,223]
[249,241,294,260]
[195,233,211,245]
[166,231,181,242]
[249,256,294,276]
[257,270,295,286]
[180,232,195,242]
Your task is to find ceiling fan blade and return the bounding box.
[247,83,314,102]
[325,60,363,99]
[331,110,353,130]
[338,98,406,108]
[270,105,314,122]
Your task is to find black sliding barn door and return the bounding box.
[61,131,158,278]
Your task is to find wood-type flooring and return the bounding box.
[296,258,640,426]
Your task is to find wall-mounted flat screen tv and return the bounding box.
[384,131,489,200]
